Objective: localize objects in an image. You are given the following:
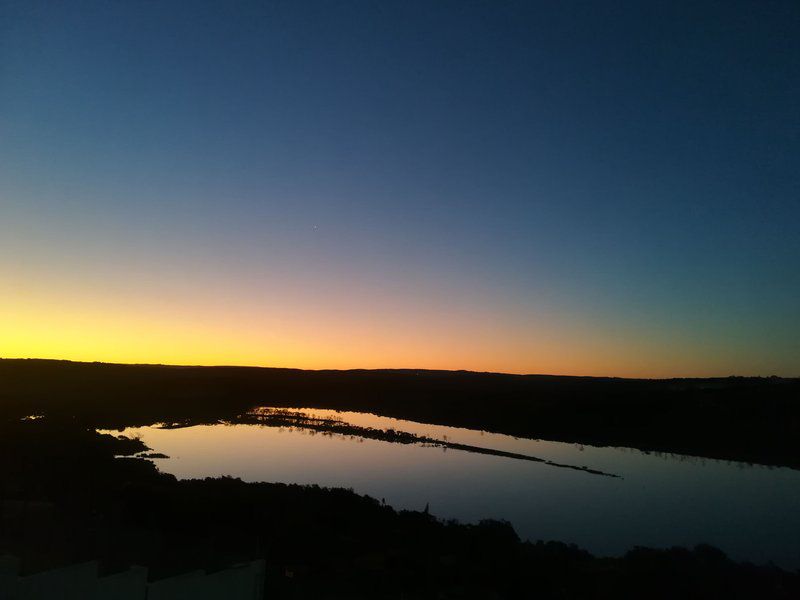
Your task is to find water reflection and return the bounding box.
[237,407,620,477]
[105,406,800,569]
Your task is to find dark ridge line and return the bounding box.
[3,357,796,382]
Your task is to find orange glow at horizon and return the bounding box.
[0,286,778,378]
[1,243,793,379]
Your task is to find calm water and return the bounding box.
[107,407,800,569]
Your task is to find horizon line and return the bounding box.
[1,356,795,382]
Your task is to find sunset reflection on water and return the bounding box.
[105,407,800,569]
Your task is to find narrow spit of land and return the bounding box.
[235,408,621,478]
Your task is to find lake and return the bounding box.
[106,406,800,569]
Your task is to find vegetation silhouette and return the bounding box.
[2,359,799,597]
[0,418,798,599]
[2,359,799,468]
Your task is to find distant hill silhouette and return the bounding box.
[1,358,799,468]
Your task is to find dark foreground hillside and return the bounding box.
[1,418,797,599]
[1,359,799,468]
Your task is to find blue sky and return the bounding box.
[1,1,798,375]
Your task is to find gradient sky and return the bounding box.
[1,1,798,376]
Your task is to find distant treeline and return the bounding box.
[1,359,799,468]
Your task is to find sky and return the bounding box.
[1,0,798,377]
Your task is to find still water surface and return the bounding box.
[109,407,800,569]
